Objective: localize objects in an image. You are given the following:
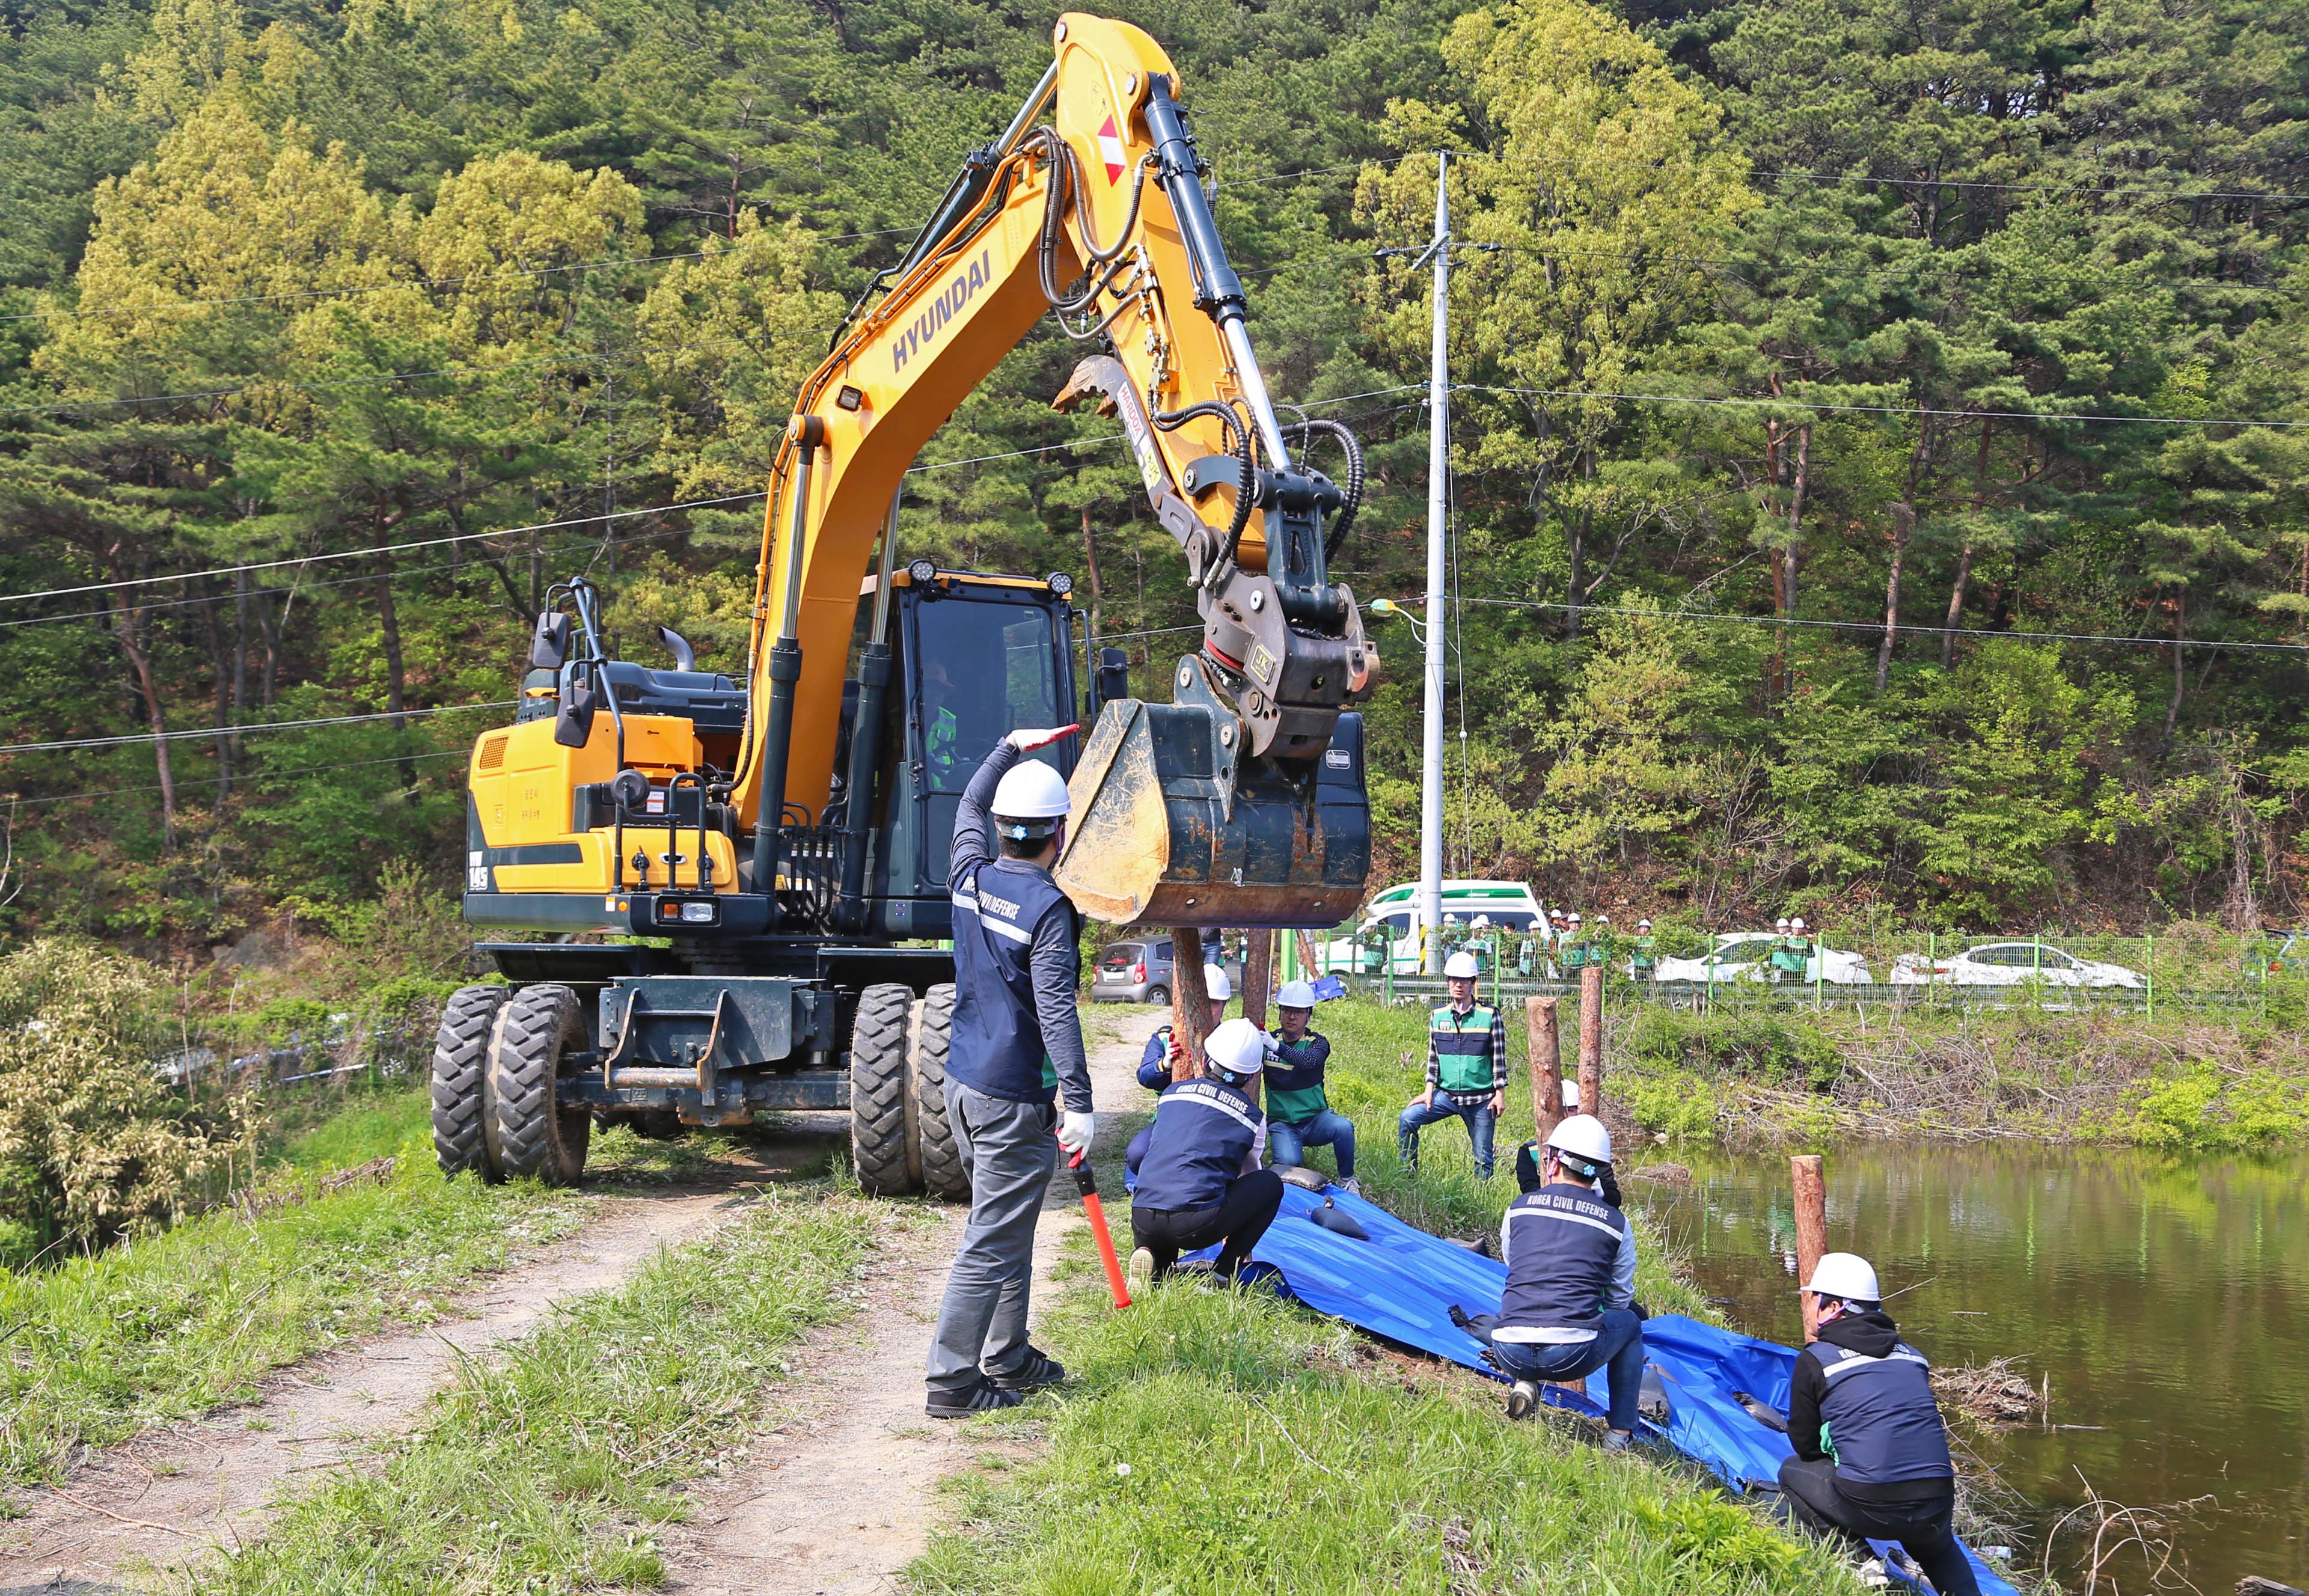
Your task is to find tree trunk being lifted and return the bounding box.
[1792,1154,1828,1342]
[1241,929,1273,1029]
[1577,964,1604,1119]
[1169,937,1214,1081]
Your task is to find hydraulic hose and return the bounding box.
[1155,399,1258,572]
[1293,417,1366,558]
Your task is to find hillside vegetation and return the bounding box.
[0,0,2305,945]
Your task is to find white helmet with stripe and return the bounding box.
[990,759,1071,839]
[1202,963,1231,1000]
[1204,1017,1268,1077]
[1276,979,1318,1009]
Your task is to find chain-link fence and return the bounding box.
[1287,922,2309,1021]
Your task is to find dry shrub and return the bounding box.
[0,938,257,1262]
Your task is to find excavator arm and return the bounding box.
[732,12,1374,931]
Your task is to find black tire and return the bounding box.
[485,983,592,1185]
[912,983,969,1202]
[849,983,917,1197]
[431,985,504,1178]
[1145,985,1169,1007]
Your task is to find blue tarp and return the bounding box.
[1182,1180,2017,1596]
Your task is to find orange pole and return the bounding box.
[1066,1143,1131,1309]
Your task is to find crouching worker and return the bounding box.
[1779,1255,1981,1595]
[1126,1018,1285,1289]
[1493,1115,1644,1451]
[1137,964,1232,1091]
[1399,951,1506,1178]
[1263,980,1359,1195]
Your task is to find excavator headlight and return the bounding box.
[1045,571,1073,596]
[907,558,938,585]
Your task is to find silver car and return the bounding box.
[1090,938,1243,1004]
[1890,941,2142,988]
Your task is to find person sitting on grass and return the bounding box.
[1137,963,1231,1090]
[1262,979,1357,1195]
[1125,1018,1285,1291]
[1779,1254,1981,1596]
[1398,950,1505,1179]
[1491,1115,1644,1451]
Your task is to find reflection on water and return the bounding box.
[1630,1143,2309,1593]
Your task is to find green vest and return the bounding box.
[1631,935,1657,973]
[1430,1004,1497,1094]
[1772,937,1811,974]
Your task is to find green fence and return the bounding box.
[1287,923,2308,1023]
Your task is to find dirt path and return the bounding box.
[660,1016,1153,1596]
[0,1177,766,1595]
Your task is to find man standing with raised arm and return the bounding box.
[923,724,1092,1417]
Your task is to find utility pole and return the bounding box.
[1420,151,1450,975]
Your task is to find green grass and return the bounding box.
[0,1149,592,1494]
[191,1187,882,1594]
[911,1266,1856,1596]
[266,1080,434,1172]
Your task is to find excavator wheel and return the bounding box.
[430,984,505,1178]
[485,983,592,1185]
[849,983,917,1197]
[911,984,970,1202]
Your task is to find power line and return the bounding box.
[1435,594,2309,654]
[0,700,515,758]
[4,748,471,808]
[1457,383,2309,432]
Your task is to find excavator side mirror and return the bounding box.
[530,611,572,672]
[1089,647,1130,720]
[656,624,697,673]
[554,663,598,748]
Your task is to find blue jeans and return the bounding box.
[1398,1097,1497,1178]
[1488,1307,1646,1433]
[1268,1109,1357,1177]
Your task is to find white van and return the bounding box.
[1319,880,1546,976]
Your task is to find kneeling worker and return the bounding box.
[1264,979,1358,1194]
[1137,964,1231,1091]
[1493,1115,1643,1450]
[1127,1018,1285,1288]
[1779,1255,1981,1595]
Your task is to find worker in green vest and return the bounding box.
[1398,952,1506,1179]
[1560,912,1594,973]
[1771,916,1812,982]
[1630,918,1658,982]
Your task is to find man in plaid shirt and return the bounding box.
[1397,950,1506,1178]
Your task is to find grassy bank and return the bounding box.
[908,997,1856,1596]
[192,1187,881,1594]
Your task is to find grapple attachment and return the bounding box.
[1055,656,1369,931]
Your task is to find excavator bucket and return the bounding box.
[1056,658,1370,931]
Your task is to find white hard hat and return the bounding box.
[1569,912,1583,923]
[1803,1252,1881,1304]
[1443,950,1480,979]
[990,760,1071,830]
[1776,916,1791,930]
[1595,914,1610,926]
[1276,979,1317,1009]
[1545,1113,1612,1168]
[1205,1017,1267,1075]
[1791,917,1808,931]
[1561,1079,1582,1109]
[1202,964,1231,1001]
[1470,915,1491,929]
[1637,919,1652,930]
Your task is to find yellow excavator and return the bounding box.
[432,13,1375,1194]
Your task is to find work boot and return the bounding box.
[1600,1429,1635,1454]
[925,1378,1024,1419]
[1126,1247,1155,1294]
[1505,1380,1541,1420]
[985,1345,1066,1393]
[1337,1176,1362,1196]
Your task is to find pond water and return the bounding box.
[1628,1143,2309,1594]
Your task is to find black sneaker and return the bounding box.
[925,1378,1025,1419]
[984,1345,1066,1393]
[1506,1379,1541,1420]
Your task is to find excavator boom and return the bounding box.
[732,13,1374,931]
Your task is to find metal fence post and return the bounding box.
[2145,932,2155,1019]
[2032,935,2042,1011]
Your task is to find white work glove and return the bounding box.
[1057,1110,1096,1158]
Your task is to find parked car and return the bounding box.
[1318,879,1545,976]
[1653,933,1875,986]
[1089,938,1243,1004]
[1889,941,2142,988]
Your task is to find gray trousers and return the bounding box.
[925,1079,1057,1391]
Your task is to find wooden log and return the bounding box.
[1170,937,1213,1081]
[1528,996,1564,1144]
[1791,1154,1828,1342]
[1243,929,1274,1030]
[1577,963,1604,1119]
[2236,1577,2307,1595]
